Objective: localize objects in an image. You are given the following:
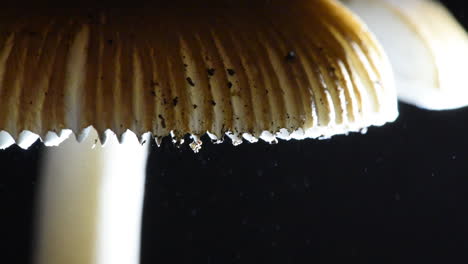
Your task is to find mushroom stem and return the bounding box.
[34,128,150,264]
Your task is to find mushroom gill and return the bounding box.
[0,0,397,149]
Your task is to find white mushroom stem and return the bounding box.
[34,128,150,264]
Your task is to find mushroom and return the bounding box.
[343,0,468,110]
[35,129,151,264]
[0,1,398,264]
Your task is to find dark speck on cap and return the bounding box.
[207,68,215,76]
[285,51,296,62]
[186,77,195,87]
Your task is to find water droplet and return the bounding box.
[395,193,401,201]
[242,217,248,225]
[191,208,198,216]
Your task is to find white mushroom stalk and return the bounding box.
[344,0,468,110]
[35,128,150,264]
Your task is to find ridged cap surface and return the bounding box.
[0,0,397,148]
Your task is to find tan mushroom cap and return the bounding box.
[0,0,397,148]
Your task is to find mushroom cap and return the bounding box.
[0,0,397,149]
[345,0,468,110]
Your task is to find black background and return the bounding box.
[1,1,468,263]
